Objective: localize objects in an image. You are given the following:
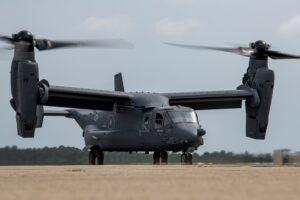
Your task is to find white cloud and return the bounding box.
[156,18,201,37]
[80,16,134,36]
[279,15,300,36]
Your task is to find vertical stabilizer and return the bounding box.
[114,73,124,92]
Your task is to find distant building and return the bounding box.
[273,149,300,165]
[289,151,300,164]
[273,149,290,165]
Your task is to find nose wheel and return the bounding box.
[153,150,168,164]
[160,151,168,164]
[89,148,104,165]
[181,153,193,165]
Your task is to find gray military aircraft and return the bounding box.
[1,30,300,165]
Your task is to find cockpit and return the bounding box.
[142,106,205,146]
[167,111,198,124]
[151,108,199,130]
[142,106,201,133]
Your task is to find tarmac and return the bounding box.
[0,164,299,200]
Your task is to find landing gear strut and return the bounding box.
[89,148,104,165]
[153,150,168,164]
[181,153,193,165]
[153,151,160,164]
[160,151,168,164]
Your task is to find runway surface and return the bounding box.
[0,165,299,200]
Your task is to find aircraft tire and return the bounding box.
[153,151,160,164]
[181,154,186,164]
[186,153,193,165]
[89,150,96,165]
[160,151,168,164]
[96,150,104,165]
[181,153,193,165]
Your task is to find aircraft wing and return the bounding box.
[162,89,254,110]
[42,85,132,111]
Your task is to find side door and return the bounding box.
[154,111,171,143]
[140,112,153,148]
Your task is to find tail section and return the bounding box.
[36,106,44,128]
[41,109,97,130]
[114,73,124,92]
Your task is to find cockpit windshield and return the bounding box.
[167,111,198,124]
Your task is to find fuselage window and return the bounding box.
[143,115,150,131]
[155,113,164,129]
[108,118,113,129]
[164,114,171,127]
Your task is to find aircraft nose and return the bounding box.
[175,123,199,144]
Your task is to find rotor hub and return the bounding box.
[249,40,270,59]
[12,30,34,42]
[251,40,270,49]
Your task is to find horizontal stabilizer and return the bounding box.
[44,110,70,117]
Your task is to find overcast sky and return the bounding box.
[1,0,300,153]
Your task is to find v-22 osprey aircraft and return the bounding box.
[2,30,300,164]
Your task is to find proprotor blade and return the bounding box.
[35,38,134,51]
[165,41,300,60]
[164,42,254,57]
[0,35,14,60]
[0,35,14,44]
[1,31,134,51]
[267,50,300,59]
[0,46,14,50]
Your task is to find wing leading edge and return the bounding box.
[43,85,132,111]
[162,89,254,110]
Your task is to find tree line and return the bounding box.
[0,146,272,165]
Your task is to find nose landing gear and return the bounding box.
[89,147,104,165]
[181,153,193,165]
[153,150,168,164]
[160,151,168,164]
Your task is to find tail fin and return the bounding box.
[39,109,94,130]
[36,106,44,128]
[35,109,70,129]
[114,73,124,92]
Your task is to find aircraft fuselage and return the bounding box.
[68,93,205,153]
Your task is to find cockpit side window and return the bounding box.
[155,113,164,129]
[143,113,151,131]
[168,111,198,124]
[108,117,113,129]
[164,113,171,127]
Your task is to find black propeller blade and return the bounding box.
[164,42,254,57]
[0,35,14,44]
[267,50,300,59]
[34,38,134,51]
[0,30,134,51]
[165,40,300,60]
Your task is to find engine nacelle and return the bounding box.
[14,60,39,137]
[245,68,274,139]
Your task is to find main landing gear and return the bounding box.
[89,147,104,165]
[153,150,168,164]
[181,153,193,165]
